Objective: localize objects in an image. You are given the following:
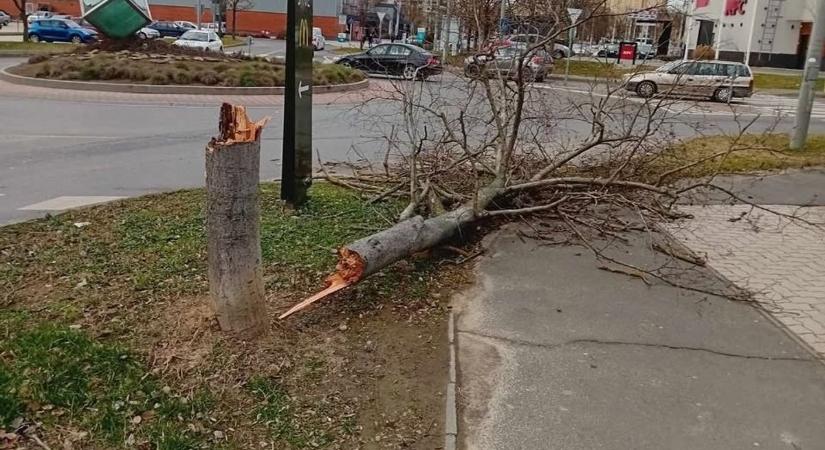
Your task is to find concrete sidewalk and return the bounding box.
[454,226,825,449]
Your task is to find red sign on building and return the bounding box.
[725,0,748,16]
[695,0,709,7]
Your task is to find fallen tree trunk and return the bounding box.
[207,103,270,336]
[278,182,504,318]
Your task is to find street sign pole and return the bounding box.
[790,0,825,150]
[281,0,313,205]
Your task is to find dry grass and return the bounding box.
[643,134,825,183]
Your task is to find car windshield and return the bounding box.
[656,61,682,73]
[181,31,209,41]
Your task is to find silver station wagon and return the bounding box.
[624,60,754,102]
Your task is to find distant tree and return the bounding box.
[226,0,254,37]
[10,0,29,42]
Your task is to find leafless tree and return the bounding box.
[10,0,29,42]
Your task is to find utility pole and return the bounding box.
[499,0,506,34]
[714,0,725,59]
[394,0,401,38]
[281,0,313,205]
[790,0,825,149]
[682,0,692,61]
[442,0,450,60]
[744,0,760,65]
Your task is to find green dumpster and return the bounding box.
[80,0,151,39]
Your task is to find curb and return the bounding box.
[0,66,369,95]
[445,311,458,450]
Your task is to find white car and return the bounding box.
[27,11,53,23]
[312,26,324,51]
[173,30,223,52]
[136,26,160,39]
[174,20,198,30]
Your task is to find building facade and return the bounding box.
[686,0,818,68]
[1,0,345,37]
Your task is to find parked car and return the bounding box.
[28,18,97,44]
[147,21,187,37]
[624,60,754,102]
[463,45,553,82]
[27,11,53,23]
[312,26,324,51]
[596,43,619,58]
[173,30,223,52]
[174,20,198,30]
[0,10,11,26]
[506,34,573,59]
[136,26,160,39]
[336,43,442,80]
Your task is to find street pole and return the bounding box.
[196,0,202,29]
[714,0,725,59]
[744,0,759,65]
[394,0,401,38]
[499,0,506,34]
[790,0,825,149]
[443,0,450,60]
[281,0,313,205]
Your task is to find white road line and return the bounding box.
[19,196,125,211]
[2,134,121,139]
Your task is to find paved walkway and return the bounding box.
[666,205,825,355]
[455,227,825,449]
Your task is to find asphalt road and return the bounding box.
[0,59,822,225]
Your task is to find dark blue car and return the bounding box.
[28,19,98,44]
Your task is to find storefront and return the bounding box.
[686,0,819,69]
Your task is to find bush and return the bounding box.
[28,54,50,64]
[149,73,167,85]
[195,71,220,86]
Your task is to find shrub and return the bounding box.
[28,54,50,64]
[173,70,192,84]
[149,73,167,85]
[214,63,230,73]
[34,63,52,78]
[195,71,220,86]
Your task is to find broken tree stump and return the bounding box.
[206,103,270,336]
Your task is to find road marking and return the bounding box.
[2,134,120,139]
[19,196,125,211]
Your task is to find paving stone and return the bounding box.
[665,205,825,356]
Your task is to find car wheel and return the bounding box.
[138,32,147,39]
[340,60,352,68]
[402,64,417,80]
[464,63,481,79]
[713,87,732,103]
[71,35,82,44]
[636,80,657,98]
[553,49,564,59]
[29,34,40,43]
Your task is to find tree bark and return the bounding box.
[279,181,504,318]
[206,104,269,336]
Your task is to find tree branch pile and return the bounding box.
[280,3,784,318]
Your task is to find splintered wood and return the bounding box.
[278,248,366,319]
[216,103,270,144]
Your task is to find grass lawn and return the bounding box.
[752,72,825,91]
[564,60,654,79]
[12,52,364,87]
[221,36,246,47]
[0,182,467,449]
[643,134,825,183]
[331,47,364,55]
[0,41,77,54]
